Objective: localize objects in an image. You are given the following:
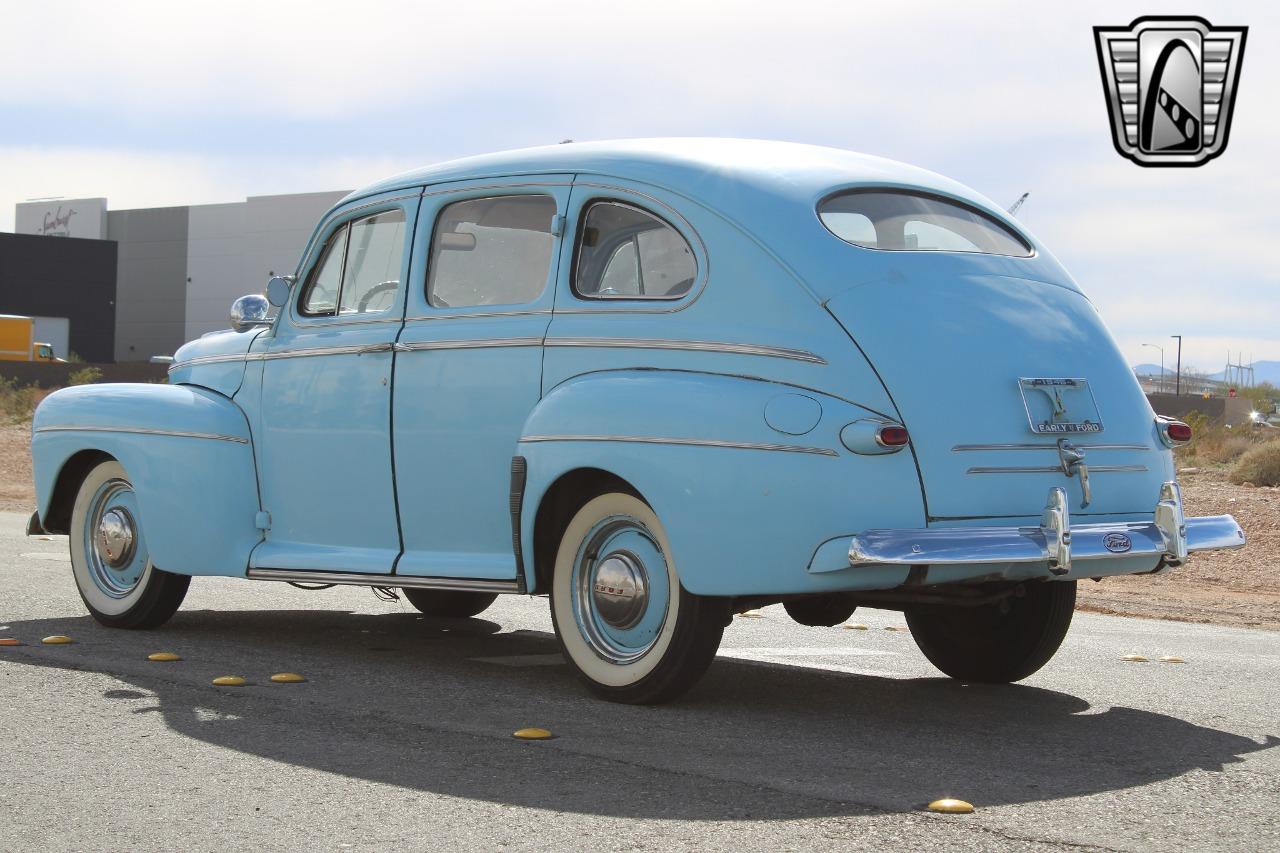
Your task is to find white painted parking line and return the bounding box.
[717,646,910,679]
[472,653,566,667]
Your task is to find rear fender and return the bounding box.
[518,370,926,596]
[32,383,261,576]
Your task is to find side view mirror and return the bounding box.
[230,294,271,332]
[266,275,294,307]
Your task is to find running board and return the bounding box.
[246,568,523,594]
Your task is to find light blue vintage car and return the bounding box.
[29,139,1245,703]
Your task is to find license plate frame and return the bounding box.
[1018,377,1104,435]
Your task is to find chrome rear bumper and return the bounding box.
[848,482,1244,576]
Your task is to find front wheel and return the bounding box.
[550,490,728,704]
[905,580,1076,683]
[70,460,190,629]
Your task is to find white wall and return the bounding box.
[15,198,107,238]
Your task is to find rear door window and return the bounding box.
[427,195,557,308]
[574,202,696,299]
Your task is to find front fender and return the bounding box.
[32,383,261,576]
[518,370,926,596]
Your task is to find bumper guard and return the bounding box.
[848,482,1244,576]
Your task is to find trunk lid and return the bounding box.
[826,272,1171,519]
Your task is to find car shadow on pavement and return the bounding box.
[1,608,1276,820]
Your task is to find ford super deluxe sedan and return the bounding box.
[28,139,1245,703]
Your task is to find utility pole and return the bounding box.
[1171,335,1183,396]
[1143,343,1165,393]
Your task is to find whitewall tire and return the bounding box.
[549,490,728,704]
[69,460,190,629]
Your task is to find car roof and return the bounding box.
[342,138,1006,220]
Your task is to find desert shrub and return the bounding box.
[1228,440,1280,487]
[1176,409,1265,466]
[68,366,103,386]
[0,376,40,423]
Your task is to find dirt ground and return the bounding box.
[2,422,1275,630]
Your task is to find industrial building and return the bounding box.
[1,190,348,361]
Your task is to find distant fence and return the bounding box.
[1147,393,1253,426]
[0,361,168,389]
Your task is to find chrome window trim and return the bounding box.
[289,192,421,328]
[561,182,710,315]
[34,425,249,445]
[396,337,543,352]
[544,337,826,365]
[421,180,572,198]
[952,443,1149,452]
[520,434,838,457]
[424,192,561,312]
[966,464,1148,474]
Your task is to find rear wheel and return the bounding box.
[69,460,190,629]
[401,588,497,618]
[550,490,728,704]
[905,580,1076,683]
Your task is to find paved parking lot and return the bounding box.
[1,511,1277,851]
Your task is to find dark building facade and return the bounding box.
[0,232,118,363]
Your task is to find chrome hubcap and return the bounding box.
[96,508,136,569]
[591,551,648,629]
[573,516,671,664]
[83,479,148,599]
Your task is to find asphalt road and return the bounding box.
[1,511,1277,852]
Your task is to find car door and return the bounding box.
[392,177,572,580]
[251,190,420,574]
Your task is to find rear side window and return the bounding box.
[574,202,696,299]
[427,195,556,308]
[819,190,1032,257]
[300,208,406,316]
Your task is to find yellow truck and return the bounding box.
[0,314,64,362]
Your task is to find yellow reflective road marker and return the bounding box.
[1159,656,1185,664]
[1121,654,1149,662]
[0,638,21,646]
[513,727,554,740]
[928,798,974,814]
[738,610,764,618]
[212,676,246,687]
[41,635,73,645]
[842,623,868,630]
[269,673,306,683]
[147,652,182,662]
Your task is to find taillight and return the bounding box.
[1157,417,1192,448]
[876,425,910,447]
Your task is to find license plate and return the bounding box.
[1018,377,1103,435]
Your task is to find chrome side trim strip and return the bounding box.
[544,337,826,365]
[34,425,249,444]
[261,344,377,361]
[246,568,521,593]
[966,464,1148,474]
[397,337,543,352]
[168,353,253,372]
[403,309,552,322]
[520,434,838,457]
[952,443,1150,452]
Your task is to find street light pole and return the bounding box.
[1171,335,1183,396]
[1142,343,1165,394]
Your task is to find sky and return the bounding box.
[1,0,1275,372]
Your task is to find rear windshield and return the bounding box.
[818,190,1032,257]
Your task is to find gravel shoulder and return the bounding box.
[4,422,1275,630]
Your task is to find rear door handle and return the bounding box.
[356,343,394,355]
